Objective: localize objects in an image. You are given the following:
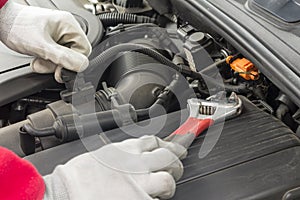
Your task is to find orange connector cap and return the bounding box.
[226,56,259,80]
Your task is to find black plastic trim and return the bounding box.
[0,73,59,107]
[250,0,300,23]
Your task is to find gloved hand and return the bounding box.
[0,2,92,83]
[44,135,187,200]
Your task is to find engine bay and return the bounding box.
[1,0,300,199]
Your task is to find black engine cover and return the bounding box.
[26,96,300,199]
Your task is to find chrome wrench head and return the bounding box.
[187,91,243,123]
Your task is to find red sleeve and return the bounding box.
[0,146,45,200]
[0,0,8,9]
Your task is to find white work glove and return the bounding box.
[43,135,187,200]
[0,2,92,83]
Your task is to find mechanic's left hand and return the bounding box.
[0,2,92,83]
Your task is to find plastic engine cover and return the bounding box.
[25,96,300,199]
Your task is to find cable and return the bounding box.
[99,13,156,27]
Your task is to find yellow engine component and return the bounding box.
[226,56,259,80]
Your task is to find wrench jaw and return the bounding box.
[167,92,242,149]
[187,92,243,123]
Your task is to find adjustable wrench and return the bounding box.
[165,92,243,149]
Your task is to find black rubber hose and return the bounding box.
[136,99,164,121]
[99,13,156,27]
[86,43,250,94]
[85,43,184,78]
[136,77,181,121]
[20,110,124,141]
[19,126,36,156]
[22,124,56,137]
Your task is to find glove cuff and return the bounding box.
[0,1,24,42]
[0,147,45,200]
[43,170,70,200]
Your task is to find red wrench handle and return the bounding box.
[172,118,214,137]
[165,118,214,149]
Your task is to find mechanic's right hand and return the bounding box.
[44,135,187,200]
[0,2,91,83]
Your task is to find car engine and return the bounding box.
[1,0,300,199]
